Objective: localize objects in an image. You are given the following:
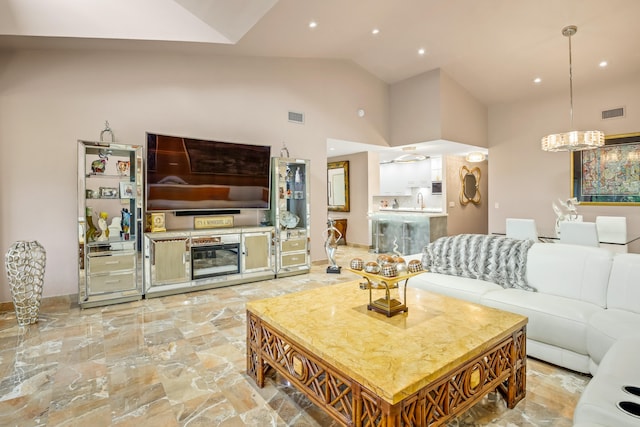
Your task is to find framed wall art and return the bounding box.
[571,132,640,205]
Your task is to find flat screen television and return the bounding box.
[146,133,271,212]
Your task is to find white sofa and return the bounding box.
[405,235,640,426]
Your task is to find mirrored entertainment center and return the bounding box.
[77,133,311,307]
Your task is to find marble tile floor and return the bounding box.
[0,245,590,426]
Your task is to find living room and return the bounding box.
[2,1,640,425]
[2,1,640,303]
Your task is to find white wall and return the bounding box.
[389,69,442,146]
[0,49,389,301]
[440,72,488,148]
[389,68,488,148]
[489,75,640,238]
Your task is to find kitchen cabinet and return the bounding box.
[379,159,431,195]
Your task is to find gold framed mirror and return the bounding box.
[328,161,350,212]
[460,165,481,205]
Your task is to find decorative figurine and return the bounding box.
[121,208,131,240]
[325,218,343,274]
[109,216,122,239]
[280,141,290,158]
[553,197,581,235]
[85,207,98,242]
[97,212,109,242]
[91,158,106,174]
[100,120,114,143]
[116,160,130,176]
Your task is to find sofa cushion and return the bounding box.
[574,335,640,427]
[587,309,640,366]
[525,243,613,308]
[480,289,603,355]
[607,253,640,313]
[410,272,502,304]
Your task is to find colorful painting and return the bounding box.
[572,133,640,205]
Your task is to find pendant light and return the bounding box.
[541,25,605,152]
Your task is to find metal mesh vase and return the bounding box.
[5,241,46,325]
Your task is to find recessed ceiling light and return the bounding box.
[308,21,317,29]
[533,77,542,84]
[418,48,426,56]
[599,60,608,68]
[372,28,380,35]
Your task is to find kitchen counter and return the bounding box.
[369,211,447,255]
[373,207,446,215]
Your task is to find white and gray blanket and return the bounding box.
[421,234,535,291]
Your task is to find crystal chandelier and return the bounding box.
[541,25,605,152]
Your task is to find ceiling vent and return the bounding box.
[602,107,625,120]
[288,111,305,124]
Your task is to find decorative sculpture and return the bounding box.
[5,241,46,325]
[552,197,581,235]
[280,141,290,158]
[85,207,98,242]
[97,211,109,242]
[121,208,131,240]
[325,218,343,274]
[100,120,114,143]
[109,216,122,239]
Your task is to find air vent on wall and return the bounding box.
[602,107,625,120]
[288,111,305,124]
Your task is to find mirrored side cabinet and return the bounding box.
[77,140,144,308]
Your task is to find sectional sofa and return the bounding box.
[404,234,640,426]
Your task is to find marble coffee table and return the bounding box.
[246,281,527,426]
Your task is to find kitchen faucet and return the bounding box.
[416,192,424,210]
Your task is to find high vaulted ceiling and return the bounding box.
[1,0,639,107]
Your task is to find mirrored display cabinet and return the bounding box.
[270,157,311,277]
[77,140,143,308]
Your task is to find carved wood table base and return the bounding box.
[246,282,527,426]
